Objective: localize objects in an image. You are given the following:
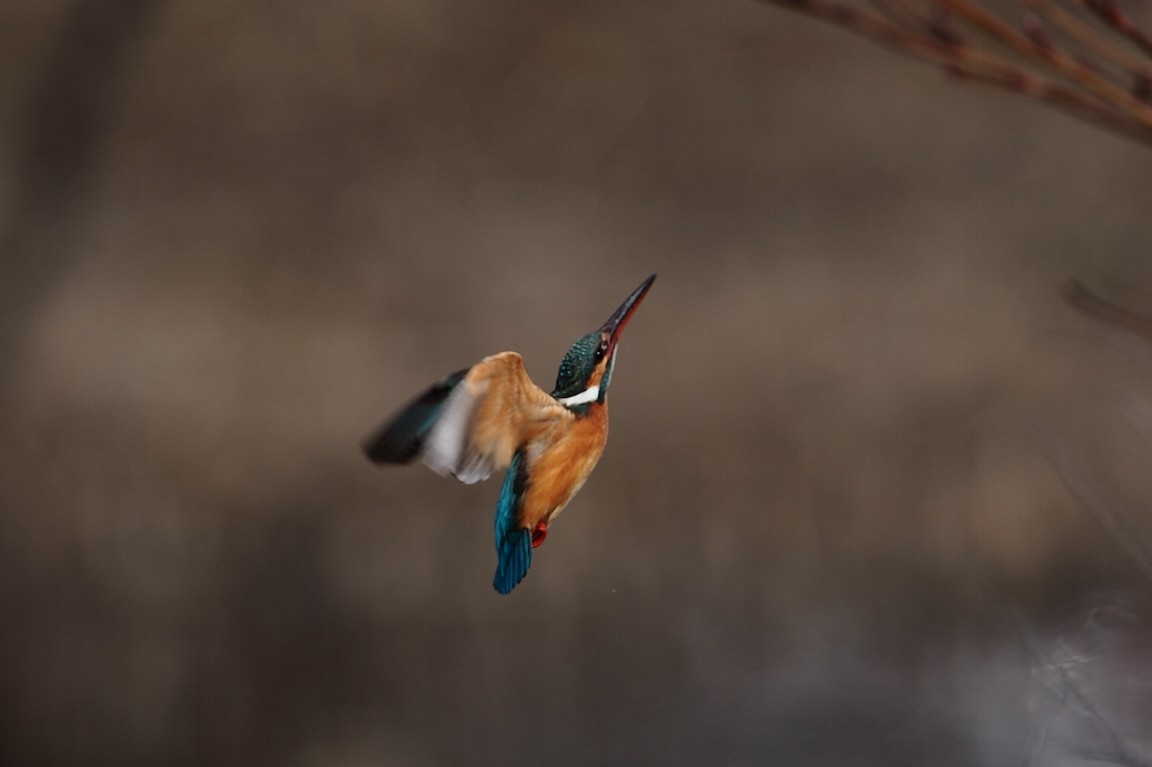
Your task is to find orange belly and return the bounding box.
[518,404,609,530]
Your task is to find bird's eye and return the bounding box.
[594,340,608,360]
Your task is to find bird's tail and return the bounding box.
[493,451,532,594]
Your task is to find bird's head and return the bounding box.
[551,273,655,411]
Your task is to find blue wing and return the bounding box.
[493,451,532,594]
[362,369,469,464]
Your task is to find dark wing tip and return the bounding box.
[361,369,470,465]
[361,406,430,464]
[361,428,420,464]
[493,528,533,594]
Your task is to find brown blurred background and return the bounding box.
[3,1,1152,765]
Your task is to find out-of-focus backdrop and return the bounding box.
[3,1,1152,765]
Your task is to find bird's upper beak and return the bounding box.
[600,273,656,349]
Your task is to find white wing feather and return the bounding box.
[420,351,571,486]
[422,381,492,483]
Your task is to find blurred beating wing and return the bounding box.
[362,369,470,464]
[422,351,570,484]
[365,352,574,594]
[364,351,570,484]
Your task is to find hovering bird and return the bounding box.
[363,274,656,594]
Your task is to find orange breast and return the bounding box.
[518,404,609,530]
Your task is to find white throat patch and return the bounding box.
[557,385,600,408]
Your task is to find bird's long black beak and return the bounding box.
[600,273,656,346]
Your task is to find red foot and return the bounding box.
[531,521,549,548]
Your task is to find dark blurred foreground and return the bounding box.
[2,1,1152,765]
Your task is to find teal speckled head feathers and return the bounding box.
[551,274,655,411]
[552,332,605,400]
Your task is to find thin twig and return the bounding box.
[768,0,962,63]
[761,0,1152,147]
[1073,0,1152,60]
[945,60,1152,142]
[868,0,933,33]
[1025,0,1152,85]
[937,0,1152,123]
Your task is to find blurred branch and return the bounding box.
[1065,279,1152,342]
[1036,422,1152,588]
[1039,282,1152,590]
[761,0,1152,147]
[1024,598,1152,767]
[1074,0,1152,58]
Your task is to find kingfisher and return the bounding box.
[362,274,655,594]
